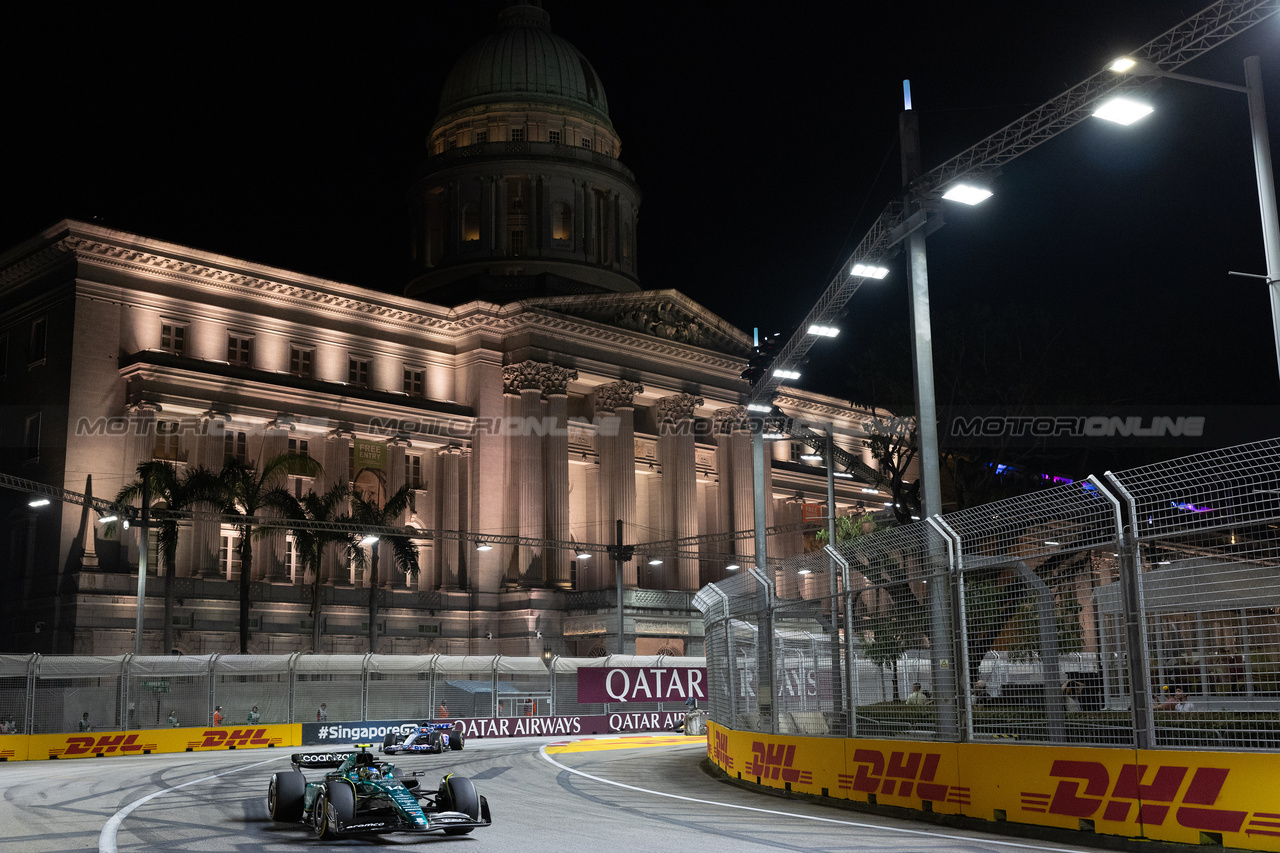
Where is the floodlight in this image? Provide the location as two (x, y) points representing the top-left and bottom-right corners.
(807, 324), (840, 337)
(797, 568), (812, 575)
(851, 263), (890, 279)
(475, 541), (493, 551)
(772, 369), (800, 380)
(800, 453), (822, 462)
(832, 472), (854, 479)
(576, 550), (591, 560)
(1108, 57), (1137, 73)
(28, 497), (51, 508)
(941, 184), (993, 205)
(1092, 97), (1153, 125)
(647, 557), (663, 566)
(98, 515), (119, 524)
(361, 534), (379, 545)
(725, 563), (740, 571)
(746, 403), (772, 413)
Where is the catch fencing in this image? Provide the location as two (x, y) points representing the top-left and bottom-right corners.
(695, 437), (1280, 751)
(0, 653), (703, 734)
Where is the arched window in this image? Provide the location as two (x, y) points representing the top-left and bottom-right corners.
(552, 201), (573, 241)
(461, 203), (480, 242)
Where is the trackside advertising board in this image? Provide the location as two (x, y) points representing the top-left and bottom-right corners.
(22, 724), (298, 760)
(706, 722), (1280, 852)
(303, 712), (689, 745)
(576, 666), (707, 703)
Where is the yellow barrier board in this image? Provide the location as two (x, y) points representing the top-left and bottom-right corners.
(27, 724), (300, 760)
(709, 724), (1280, 852)
(0, 735), (29, 761)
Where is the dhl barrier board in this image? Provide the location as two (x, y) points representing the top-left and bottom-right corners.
(707, 723), (1280, 852)
(26, 724), (300, 760)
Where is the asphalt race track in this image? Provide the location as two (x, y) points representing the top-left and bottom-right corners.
(0, 734), (1101, 853)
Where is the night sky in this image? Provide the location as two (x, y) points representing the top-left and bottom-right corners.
(5, 2), (1279, 470)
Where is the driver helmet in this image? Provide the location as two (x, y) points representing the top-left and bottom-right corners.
(360, 766), (381, 781)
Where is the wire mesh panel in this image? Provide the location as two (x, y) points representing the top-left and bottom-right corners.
(293, 655), (366, 723)
(366, 655), (435, 721)
(32, 656), (127, 733)
(772, 606), (844, 737)
(127, 655), (215, 730)
(495, 656), (552, 717)
(432, 656), (498, 719)
(837, 521), (955, 741)
(214, 655), (295, 725)
(0, 654), (34, 734)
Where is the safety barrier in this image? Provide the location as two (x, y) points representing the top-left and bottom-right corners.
(707, 722), (1280, 850)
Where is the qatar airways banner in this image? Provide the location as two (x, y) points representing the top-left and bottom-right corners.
(577, 666), (707, 704)
(301, 713), (687, 745)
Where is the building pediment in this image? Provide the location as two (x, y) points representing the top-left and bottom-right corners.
(518, 290), (752, 357)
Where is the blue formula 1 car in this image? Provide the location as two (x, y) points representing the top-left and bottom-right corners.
(381, 721), (465, 755)
(267, 744), (491, 839)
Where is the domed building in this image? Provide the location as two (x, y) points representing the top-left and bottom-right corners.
(0, 1), (886, 658)
(407, 2), (640, 304)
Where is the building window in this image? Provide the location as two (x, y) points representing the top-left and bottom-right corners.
(404, 368), (425, 398)
(285, 533), (301, 583)
(288, 437), (310, 458)
(160, 322), (186, 356)
(510, 230), (525, 257)
(23, 413), (40, 462)
(446, 138), (456, 150)
(406, 454), (423, 489)
(154, 420), (182, 461)
(510, 127), (525, 142)
(461, 204), (480, 242)
(348, 444), (355, 482)
(219, 529), (242, 581)
(553, 202), (573, 241)
(348, 357), (369, 388)
(581, 137), (592, 149)
(475, 130), (487, 145)
(289, 345), (314, 378)
(227, 333), (252, 367)
(548, 129), (561, 145)
(224, 430), (247, 465)
(28, 317), (47, 365)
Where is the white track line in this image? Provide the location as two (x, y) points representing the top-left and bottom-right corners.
(99, 755), (284, 853)
(539, 743), (1092, 853)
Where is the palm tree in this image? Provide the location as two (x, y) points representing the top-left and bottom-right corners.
(115, 461), (218, 654)
(273, 481), (359, 652)
(213, 453), (321, 653)
(348, 476), (419, 653)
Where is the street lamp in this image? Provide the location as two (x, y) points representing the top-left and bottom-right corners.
(1100, 55), (1280, 378)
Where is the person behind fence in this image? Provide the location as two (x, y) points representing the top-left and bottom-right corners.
(317, 703), (327, 722)
(1062, 680), (1083, 713)
(971, 680), (991, 707)
(437, 701), (448, 719)
(213, 705), (224, 726)
(907, 683), (929, 705)
(1157, 688), (1196, 712)
(247, 705), (260, 724)
(78, 712), (92, 732)
(168, 710), (179, 727)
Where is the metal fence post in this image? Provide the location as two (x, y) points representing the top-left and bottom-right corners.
(928, 516), (968, 741)
(287, 652), (299, 725)
(1100, 473), (1154, 750)
(824, 544), (856, 737)
(748, 567), (775, 733)
(24, 654), (37, 734)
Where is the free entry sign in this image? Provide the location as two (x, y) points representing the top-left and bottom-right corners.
(577, 665), (706, 703)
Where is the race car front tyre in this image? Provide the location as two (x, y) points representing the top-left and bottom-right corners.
(315, 782), (355, 839)
(450, 727), (465, 751)
(268, 771), (305, 821)
(427, 730), (443, 753)
(439, 774), (479, 834)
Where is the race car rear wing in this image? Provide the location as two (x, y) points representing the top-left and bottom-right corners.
(290, 751), (355, 769)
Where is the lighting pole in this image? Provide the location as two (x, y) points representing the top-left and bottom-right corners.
(1104, 55), (1280, 378)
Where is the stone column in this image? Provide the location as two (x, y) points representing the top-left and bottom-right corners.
(437, 445), (461, 591)
(713, 407), (745, 569)
(384, 436), (410, 589)
(730, 420), (756, 566)
(504, 361), (546, 586)
(541, 364), (579, 589)
(194, 410), (229, 578)
(324, 429), (354, 586)
(260, 418), (290, 582)
(583, 458), (600, 589)
(595, 380), (642, 586)
(657, 393), (704, 591)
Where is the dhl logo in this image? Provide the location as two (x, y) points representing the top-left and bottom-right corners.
(839, 749), (970, 806)
(49, 734), (159, 757)
(712, 730), (734, 770)
(187, 728), (279, 749)
(747, 741), (812, 785)
(1021, 760), (1274, 836)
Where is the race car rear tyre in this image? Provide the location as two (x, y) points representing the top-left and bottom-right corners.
(427, 730), (443, 753)
(382, 731), (396, 752)
(315, 782), (355, 839)
(268, 770), (305, 821)
(439, 774), (479, 834)
(450, 724), (465, 751)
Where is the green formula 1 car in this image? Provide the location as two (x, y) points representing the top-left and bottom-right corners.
(267, 743), (492, 839)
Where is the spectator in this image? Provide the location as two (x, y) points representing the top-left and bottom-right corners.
(168, 710), (180, 727)
(0, 718), (12, 734)
(686, 695), (698, 711)
(1158, 689), (1196, 712)
(317, 703), (328, 722)
(436, 701), (448, 719)
(906, 683), (929, 706)
(78, 712), (92, 732)
(247, 705), (260, 724)
(1062, 680), (1083, 713)
(213, 705), (224, 726)
(971, 680), (991, 707)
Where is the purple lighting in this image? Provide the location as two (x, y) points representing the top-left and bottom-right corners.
(1171, 501), (1215, 513)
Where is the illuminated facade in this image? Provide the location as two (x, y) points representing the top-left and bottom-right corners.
(0, 3), (886, 656)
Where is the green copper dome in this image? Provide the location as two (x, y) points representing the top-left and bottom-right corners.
(437, 3), (612, 126)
